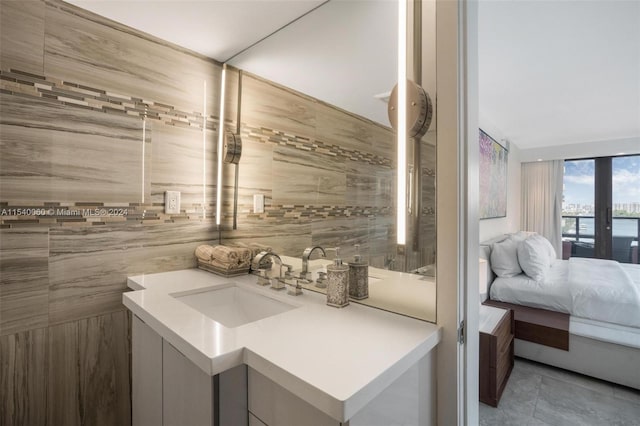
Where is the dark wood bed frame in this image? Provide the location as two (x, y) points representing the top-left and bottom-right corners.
(483, 300), (570, 351)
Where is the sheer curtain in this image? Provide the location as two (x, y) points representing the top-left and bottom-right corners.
(521, 160), (564, 257)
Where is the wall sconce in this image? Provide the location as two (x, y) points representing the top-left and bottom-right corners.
(202, 80), (207, 219)
(396, 0), (408, 245)
(216, 64), (227, 226)
(389, 0), (433, 247)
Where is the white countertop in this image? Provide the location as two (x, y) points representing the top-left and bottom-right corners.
(479, 304), (508, 334)
(124, 268), (440, 422)
(278, 255), (436, 322)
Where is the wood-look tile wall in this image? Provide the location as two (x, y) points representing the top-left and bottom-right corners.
(220, 73), (436, 269)
(1, 1), (436, 424)
(0, 1), (225, 424)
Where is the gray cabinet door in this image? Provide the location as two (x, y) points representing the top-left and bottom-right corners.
(162, 340), (214, 426)
(132, 316), (163, 426)
(248, 367), (339, 426)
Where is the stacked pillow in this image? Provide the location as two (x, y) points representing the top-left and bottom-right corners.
(490, 233), (556, 282)
(490, 236), (522, 278)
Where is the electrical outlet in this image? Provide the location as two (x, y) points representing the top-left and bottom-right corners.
(253, 194), (264, 213)
(165, 191), (181, 214)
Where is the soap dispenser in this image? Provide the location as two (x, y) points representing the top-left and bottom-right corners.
(348, 244), (369, 300)
(326, 247), (349, 308)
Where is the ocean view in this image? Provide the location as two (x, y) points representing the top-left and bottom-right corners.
(562, 216), (639, 237)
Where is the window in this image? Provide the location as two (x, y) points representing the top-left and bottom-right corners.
(562, 155), (639, 263)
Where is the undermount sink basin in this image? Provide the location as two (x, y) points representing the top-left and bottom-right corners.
(173, 284), (297, 328)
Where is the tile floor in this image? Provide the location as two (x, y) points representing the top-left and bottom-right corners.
(479, 357), (640, 426)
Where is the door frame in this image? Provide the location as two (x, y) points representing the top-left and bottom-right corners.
(434, 0), (479, 424)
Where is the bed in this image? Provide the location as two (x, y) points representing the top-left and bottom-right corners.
(480, 233), (640, 390)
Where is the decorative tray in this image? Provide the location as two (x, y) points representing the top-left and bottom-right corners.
(197, 260), (250, 277)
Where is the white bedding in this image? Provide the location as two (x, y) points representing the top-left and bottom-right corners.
(490, 260), (572, 313)
(491, 258), (640, 328)
(568, 258), (640, 328)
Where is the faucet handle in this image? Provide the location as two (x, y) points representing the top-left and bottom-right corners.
(282, 264), (293, 276)
(325, 247), (339, 257)
(256, 269), (271, 286)
(286, 279), (303, 296)
(298, 271), (313, 282)
(315, 271), (328, 289)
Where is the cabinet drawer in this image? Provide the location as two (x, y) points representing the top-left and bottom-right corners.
(479, 307), (514, 407)
(489, 311), (513, 368)
(495, 335), (513, 389)
(494, 311), (512, 346)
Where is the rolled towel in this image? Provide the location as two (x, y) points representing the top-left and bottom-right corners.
(206, 258), (239, 271)
(236, 248), (252, 268)
(195, 245), (216, 262)
(210, 245), (241, 264)
(229, 242), (272, 259)
(248, 243), (273, 259)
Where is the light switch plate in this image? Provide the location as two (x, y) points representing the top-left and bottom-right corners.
(253, 194), (264, 213)
(165, 191), (181, 214)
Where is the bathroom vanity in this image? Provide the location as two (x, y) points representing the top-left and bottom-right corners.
(124, 269), (440, 426)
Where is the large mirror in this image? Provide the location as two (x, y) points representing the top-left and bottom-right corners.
(220, 0), (438, 321)
(67, 0), (438, 322)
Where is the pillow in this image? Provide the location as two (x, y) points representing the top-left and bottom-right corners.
(490, 237), (522, 278)
(540, 236), (557, 261)
(517, 235), (552, 281)
(511, 231), (533, 242)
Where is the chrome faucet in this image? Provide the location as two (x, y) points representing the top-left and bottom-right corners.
(300, 246), (326, 281)
(251, 251), (302, 294)
(252, 251), (282, 271)
(252, 251), (282, 286)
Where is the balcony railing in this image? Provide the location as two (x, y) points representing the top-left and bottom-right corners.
(561, 215), (639, 263)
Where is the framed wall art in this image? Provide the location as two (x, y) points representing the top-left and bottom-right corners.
(479, 129), (508, 219)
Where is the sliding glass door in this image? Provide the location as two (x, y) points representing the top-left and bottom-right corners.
(612, 156), (640, 263)
(562, 155), (639, 264)
(562, 159), (596, 258)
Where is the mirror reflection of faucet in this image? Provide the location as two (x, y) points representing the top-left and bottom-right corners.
(315, 271), (328, 288)
(384, 253), (396, 270)
(299, 246), (326, 282)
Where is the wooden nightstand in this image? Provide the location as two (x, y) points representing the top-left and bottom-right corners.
(479, 304), (514, 407)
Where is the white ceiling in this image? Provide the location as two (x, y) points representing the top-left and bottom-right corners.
(66, 0), (640, 151)
(228, 0), (397, 126)
(479, 0), (640, 150)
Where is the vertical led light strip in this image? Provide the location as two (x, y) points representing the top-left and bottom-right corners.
(141, 116), (146, 204)
(216, 65), (227, 226)
(397, 0), (408, 245)
(202, 80), (207, 220)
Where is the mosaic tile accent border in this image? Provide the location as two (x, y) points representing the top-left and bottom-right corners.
(237, 204), (393, 220)
(0, 203), (409, 228)
(0, 69), (218, 130)
(242, 124), (393, 167)
(1, 68), (402, 229)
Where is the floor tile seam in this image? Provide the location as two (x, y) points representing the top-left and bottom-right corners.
(536, 370), (615, 398)
(530, 372), (544, 425)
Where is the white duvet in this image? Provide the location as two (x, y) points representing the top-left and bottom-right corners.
(568, 258), (640, 328)
(491, 258), (640, 328)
